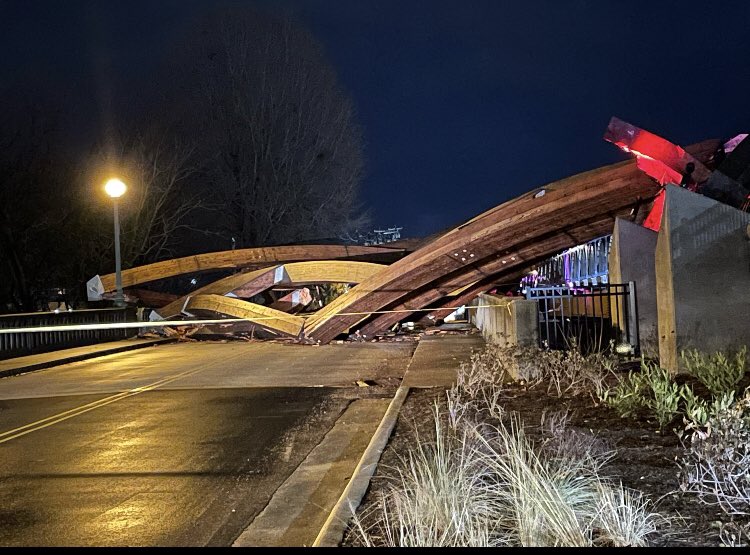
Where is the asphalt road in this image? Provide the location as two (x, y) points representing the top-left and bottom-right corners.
(0, 341), (415, 546)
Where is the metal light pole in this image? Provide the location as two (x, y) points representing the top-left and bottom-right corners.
(104, 178), (127, 308)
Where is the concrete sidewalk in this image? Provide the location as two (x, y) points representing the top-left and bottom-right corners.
(234, 332), (487, 547)
(401, 333), (485, 388)
(0, 337), (173, 379)
(233, 398), (391, 547)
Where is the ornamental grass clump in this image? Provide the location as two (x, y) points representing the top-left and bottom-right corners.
(349, 345), (666, 547)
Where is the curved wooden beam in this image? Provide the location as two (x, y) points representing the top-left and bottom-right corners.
(87, 244), (406, 299)
(304, 162), (652, 342)
(282, 261), (384, 285)
(184, 294), (305, 337)
(156, 266), (283, 319)
(305, 140), (717, 343)
(357, 213), (615, 337)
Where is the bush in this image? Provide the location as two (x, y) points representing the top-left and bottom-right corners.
(681, 346), (747, 397)
(602, 370), (648, 418)
(679, 388), (750, 515)
(641, 362), (683, 429)
(604, 361), (692, 429)
(352, 409), (664, 547)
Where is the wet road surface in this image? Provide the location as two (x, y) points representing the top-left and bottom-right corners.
(0, 341), (414, 546)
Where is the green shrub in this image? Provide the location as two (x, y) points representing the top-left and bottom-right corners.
(602, 370), (648, 418)
(681, 346), (747, 397)
(603, 361), (686, 429)
(640, 362), (683, 429)
(679, 389), (736, 440)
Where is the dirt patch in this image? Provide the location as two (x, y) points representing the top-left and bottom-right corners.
(344, 383), (737, 547)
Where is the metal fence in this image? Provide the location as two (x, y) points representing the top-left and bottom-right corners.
(526, 282), (639, 355)
(0, 308), (135, 360)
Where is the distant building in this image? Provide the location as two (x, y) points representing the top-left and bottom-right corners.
(354, 226), (403, 246)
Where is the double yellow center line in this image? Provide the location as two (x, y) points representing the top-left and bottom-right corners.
(0, 366), (206, 445)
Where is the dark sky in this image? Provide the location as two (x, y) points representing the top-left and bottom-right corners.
(2, 0), (749, 238)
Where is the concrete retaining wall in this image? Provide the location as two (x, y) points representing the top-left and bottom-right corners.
(655, 186), (750, 373)
(608, 218), (659, 357)
(468, 294), (538, 347)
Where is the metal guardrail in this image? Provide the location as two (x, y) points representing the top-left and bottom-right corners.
(0, 308), (136, 360)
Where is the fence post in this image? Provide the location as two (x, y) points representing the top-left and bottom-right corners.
(627, 281), (640, 353)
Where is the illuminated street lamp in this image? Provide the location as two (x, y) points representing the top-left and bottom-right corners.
(104, 178), (127, 308)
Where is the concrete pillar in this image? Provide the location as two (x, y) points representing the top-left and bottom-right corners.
(655, 186), (750, 373)
(469, 294), (538, 348)
(608, 218), (659, 357)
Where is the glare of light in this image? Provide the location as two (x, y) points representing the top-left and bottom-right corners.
(615, 343), (632, 355)
(104, 178), (127, 198)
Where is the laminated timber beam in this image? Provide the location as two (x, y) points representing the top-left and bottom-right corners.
(124, 288), (179, 308)
(282, 261), (385, 285)
(156, 266), (284, 319)
(304, 140), (717, 344)
(417, 276), (509, 325)
(604, 117), (713, 185)
(155, 261), (385, 319)
(357, 212), (619, 337)
(184, 294), (304, 338)
(269, 288), (313, 313)
(304, 163), (656, 342)
(87, 244), (406, 299)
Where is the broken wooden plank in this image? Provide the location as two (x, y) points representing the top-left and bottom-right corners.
(124, 288), (179, 308)
(269, 288), (313, 313)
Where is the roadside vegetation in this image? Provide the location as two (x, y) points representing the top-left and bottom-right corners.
(348, 343), (750, 547)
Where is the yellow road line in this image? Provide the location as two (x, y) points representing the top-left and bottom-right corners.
(0, 365), (206, 445)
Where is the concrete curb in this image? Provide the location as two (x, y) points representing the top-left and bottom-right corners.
(0, 338), (175, 379)
(312, 385), (410, 547)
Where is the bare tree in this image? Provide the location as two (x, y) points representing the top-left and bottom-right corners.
(0, 97), (70, 311)
(170, 7), (369, 247)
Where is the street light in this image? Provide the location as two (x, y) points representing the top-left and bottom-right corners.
(104, 178), (127, 308)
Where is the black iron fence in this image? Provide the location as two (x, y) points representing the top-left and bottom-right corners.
(526, 282), (639, 355)
(0, 308), (135, 360)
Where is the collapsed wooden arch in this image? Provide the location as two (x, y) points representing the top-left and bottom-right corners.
(86, 244), (406, 300)
(154, 260), (385, 321)
(299, 139), (718, 343)
(87, 130), (722, 343)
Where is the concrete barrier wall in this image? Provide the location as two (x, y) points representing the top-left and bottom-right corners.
(468, 294), (538, 347)
(609, 218), (659, 357)
(656, 186), (750, 373)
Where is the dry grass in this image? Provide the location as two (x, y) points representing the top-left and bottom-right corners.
(349, 345), (666, 547)
(679, 388), (750, 516)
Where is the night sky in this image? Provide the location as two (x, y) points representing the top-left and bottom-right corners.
(2, 0), (750, 238)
